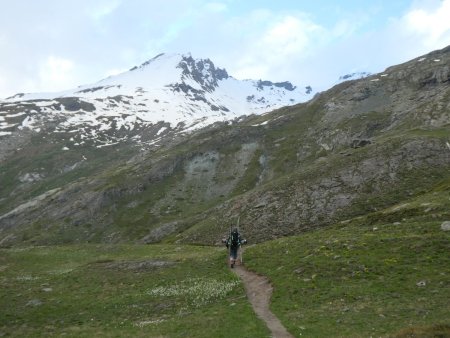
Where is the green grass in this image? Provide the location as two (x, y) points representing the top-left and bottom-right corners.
(0, 244), (269, 337)
(244, 189), (450, 337)
(2, 184), (450, 337)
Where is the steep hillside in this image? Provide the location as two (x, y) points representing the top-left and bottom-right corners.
(244, 182), (450, 337)
(1, 46), (450, 247)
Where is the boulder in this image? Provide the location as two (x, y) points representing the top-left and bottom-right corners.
(441, 221), (450, 231)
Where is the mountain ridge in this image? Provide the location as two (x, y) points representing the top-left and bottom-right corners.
(0, 53), (314, 152)
(0, 45), (450, 247)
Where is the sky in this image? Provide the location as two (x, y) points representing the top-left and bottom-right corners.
(1, 0), (450, 99)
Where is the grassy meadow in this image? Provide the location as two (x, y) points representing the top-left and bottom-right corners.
(1, 182), (450, 337)
(0, 244), (269, 337)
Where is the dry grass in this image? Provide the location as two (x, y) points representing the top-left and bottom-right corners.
(390, 324), (450, 338)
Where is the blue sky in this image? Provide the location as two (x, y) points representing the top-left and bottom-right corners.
(1, 0), (450, 98)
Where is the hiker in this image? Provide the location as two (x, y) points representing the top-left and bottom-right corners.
(222, 228), (247, 268)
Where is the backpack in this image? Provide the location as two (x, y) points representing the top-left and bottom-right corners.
(231, 231), (239, 246)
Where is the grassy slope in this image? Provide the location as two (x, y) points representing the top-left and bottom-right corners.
(1, 183), (449, 337)
(0, 244), (269, 337)
(244, 180), (450, 337)
(0, 133), (140, 215)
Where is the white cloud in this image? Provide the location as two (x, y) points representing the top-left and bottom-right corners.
(263, 16), (316, 54)
(0, 79), (6, 98)
(236, 1), (450, 88)
(2, 0), (450, 99)
(230, 13), (327, 81)
(331, 19), (360, 38)
(360, 0), (450, 74)
(403, 0), (450, 48)
(38, 56), (76, 92)
(88, 0), (121, 21)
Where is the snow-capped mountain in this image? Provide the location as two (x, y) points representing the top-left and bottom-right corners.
(1, 53), (314, 148)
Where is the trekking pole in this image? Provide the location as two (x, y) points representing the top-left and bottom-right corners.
(237, 216), (243, 265)
(240, 245), (243, 265)
(229, 223), (232, 267)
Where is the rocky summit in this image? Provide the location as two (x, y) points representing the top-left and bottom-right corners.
(0, 46), (449, 247)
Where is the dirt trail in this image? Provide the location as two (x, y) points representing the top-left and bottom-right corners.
(233, 264), (294, 338)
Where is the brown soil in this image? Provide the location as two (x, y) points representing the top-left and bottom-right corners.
(233, 262), (294, 338)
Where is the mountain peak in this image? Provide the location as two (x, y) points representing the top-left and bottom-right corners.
(176, 54), (229, 92)
(1, 52), (313, 147)
(124, 53), (230, 93)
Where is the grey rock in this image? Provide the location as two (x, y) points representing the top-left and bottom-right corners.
(26, 299), (43, 307)
(351, 139), (371, 148)
(441, 221), (450, 231)
(416, 280), (427, 287)
(141, 221), (180, 244)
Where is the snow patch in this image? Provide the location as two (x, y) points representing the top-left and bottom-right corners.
(19, 116), (40, 131)
(252, 120), (269, 127)
(156, 126), (168, 135)
(0, 122), (14, 129)
(5, 112), (26, 118)
(34, 100), (58, 107)
(96, 142), (119, 148)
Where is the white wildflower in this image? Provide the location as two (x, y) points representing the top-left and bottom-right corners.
(147, 277), (240, 307)
(16, 275), (39, 281)
(134, 319), (165, 327)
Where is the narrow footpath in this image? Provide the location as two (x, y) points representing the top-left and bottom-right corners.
(233, 265), (294, 338)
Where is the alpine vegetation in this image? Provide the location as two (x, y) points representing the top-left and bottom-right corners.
(147, 277), (240, 307)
